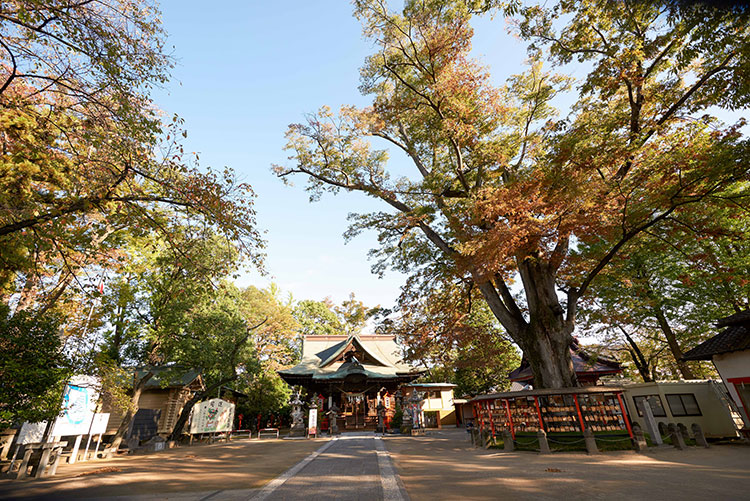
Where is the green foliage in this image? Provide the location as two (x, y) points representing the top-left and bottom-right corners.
(293, 293), (378, 337)
(392, 403), (404, 429)
(389, 280), (520, 395)
(276, 0), (749, 388)
(238, 285), (299, 371)
(235, 371), (292, 426)
(293, 299), (343, 337)
(0, 306), (71, 428)
(581, 207), (750, 380)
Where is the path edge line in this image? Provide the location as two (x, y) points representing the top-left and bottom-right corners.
(376, 437), (410, 501)
(248, 437), (337, 501)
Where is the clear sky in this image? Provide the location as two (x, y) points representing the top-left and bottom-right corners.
(151, 1), (528, 311)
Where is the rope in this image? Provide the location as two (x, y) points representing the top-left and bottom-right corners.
(595, 436), (632, 443)
(513, 438), (539, 446)
(547, 437), (586, 445)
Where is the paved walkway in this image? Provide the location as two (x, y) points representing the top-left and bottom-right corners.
(0, 433), (408, 501)
(252, 433), (408, 501)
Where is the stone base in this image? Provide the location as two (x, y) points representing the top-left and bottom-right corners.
(288, 428), (306, 438)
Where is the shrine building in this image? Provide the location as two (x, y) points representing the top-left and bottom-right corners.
(278, 334), (424, 430)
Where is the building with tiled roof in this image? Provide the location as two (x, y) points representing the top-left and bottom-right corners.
(683, 310), (750, 435)
(508, 339), (622, 386)
(278, 334), (424, 430)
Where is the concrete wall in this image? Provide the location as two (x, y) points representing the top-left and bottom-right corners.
(713, 351), (750, 428)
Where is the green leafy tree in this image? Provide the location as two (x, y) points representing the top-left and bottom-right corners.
(293, 299), (344, 336)
(386, 279), (519, 395)
(276, 0), (749, 388)
(166, 284), (264, 441)
(582, 208), (750, 380)
(0, 306), (71, 427)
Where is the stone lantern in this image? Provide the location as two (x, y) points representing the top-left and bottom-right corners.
(408, 390), (425, 430)
(288, 391), (305, 437)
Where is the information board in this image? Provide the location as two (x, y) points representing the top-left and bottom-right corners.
(50, 376), (100, 437)
(189, 398), (235, 434)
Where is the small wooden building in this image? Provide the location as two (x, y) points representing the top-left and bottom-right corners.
(509, 339), (622, 386)
(102, 366), (204, 439)
(683, 311), (750, 437)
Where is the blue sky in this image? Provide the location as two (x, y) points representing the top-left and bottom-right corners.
(151, 2), (528, 310)
(152, 2), (744, 315)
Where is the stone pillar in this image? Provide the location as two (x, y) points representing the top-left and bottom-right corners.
(537, 430), (551, 454)
(328, 402), (340, 436)
(584, 428), (599, 454)
(502, 430), (514, 452)
(692, 423), (709, 448)
(632, 424), (648, 453)
(639, 399), (663, 445)
(667, 423), (687, 450)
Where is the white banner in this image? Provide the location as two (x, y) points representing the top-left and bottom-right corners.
(308, 408), (318, 435)
(189, 398), (235, 434)
(89, 413), (110, 435)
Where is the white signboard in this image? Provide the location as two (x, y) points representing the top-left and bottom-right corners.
(50, 376), (100, 437)
(189, 398), (235, 434)
(308, 408), (318, 435)
(89, 413), (110, 435)
(17, 421), (47, 445)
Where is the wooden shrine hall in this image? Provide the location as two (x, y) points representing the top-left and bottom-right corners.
(278, 334), (424, 430)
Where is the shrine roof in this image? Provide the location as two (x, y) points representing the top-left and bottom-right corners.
(278, 334), (421, 380)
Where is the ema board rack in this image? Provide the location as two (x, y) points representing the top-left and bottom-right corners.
(471, 387), (633, 439)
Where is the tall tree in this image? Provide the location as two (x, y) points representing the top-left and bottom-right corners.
(275, 0), (749, 388)
(581, 207), (750, 380)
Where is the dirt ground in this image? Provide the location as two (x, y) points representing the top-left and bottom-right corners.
(3, 430), (749, 500)
(0, 437), (326, 500)
(385, 429), (750, 501)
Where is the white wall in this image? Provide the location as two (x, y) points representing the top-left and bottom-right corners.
(714, 351), (750, 428)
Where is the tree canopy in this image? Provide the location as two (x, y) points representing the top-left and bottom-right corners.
(276, 0), (749, 388)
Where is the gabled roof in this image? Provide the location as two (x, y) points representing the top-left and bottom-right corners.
(133, 365), (203, 390)
(683, 326), (750, 361)
(278, 334), (421, 382)
(319, 335), (391, 368)
(683, 310), (750, 361)
(509, 341), (621, 383)
(716, 310), (750, 328)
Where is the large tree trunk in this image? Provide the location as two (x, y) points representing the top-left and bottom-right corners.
(652, 305), (696, 379)
(477, 258), (578, 389)
(520, 324), (578, 388)
(111, 371), (153, 450)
